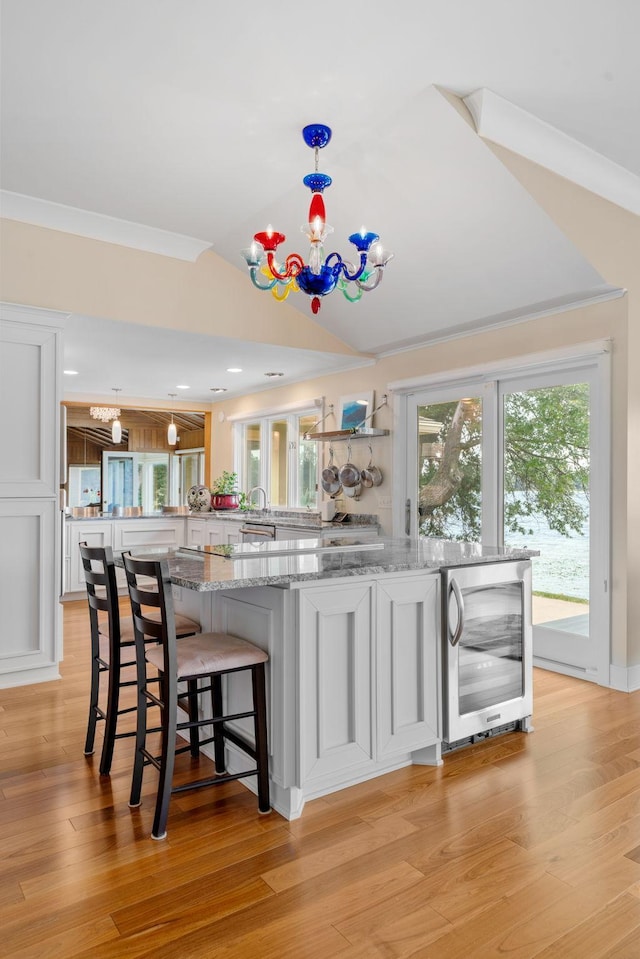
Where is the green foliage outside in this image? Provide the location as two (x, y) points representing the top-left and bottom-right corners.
(418, 384), (589, 542)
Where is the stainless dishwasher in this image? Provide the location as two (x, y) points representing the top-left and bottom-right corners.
(441, 560), (533, 749)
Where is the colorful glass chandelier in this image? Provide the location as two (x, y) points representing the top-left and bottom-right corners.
(241, 124), (393, 315)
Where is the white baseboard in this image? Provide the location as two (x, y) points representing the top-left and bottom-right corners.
(609, 664), (640, 693)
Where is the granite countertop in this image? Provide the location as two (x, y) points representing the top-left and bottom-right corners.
(67, 509), (379, 531)
(115, 537), (538, 592)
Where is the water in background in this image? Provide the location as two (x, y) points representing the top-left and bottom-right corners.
(504, 492), (589, 601)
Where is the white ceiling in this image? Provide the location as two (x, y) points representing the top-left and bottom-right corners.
(1, 1), (637, 402)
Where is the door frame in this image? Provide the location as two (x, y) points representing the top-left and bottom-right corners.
(390, 340), (611, 686)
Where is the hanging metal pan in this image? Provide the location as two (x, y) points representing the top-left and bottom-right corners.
(360, 445), (383, 487)
(322, 475), (342, 495)
(322, 446), (340, 484)
(339, 443), (360, 488)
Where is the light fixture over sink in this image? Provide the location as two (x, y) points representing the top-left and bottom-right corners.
(241, 123), (393, 315)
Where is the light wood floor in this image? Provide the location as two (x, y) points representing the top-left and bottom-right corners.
(2, 602), (640, 958)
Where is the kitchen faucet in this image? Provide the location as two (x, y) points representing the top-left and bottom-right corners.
(248, 486), (269, 511)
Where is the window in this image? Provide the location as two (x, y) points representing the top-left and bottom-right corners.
(103, 451), (170, 513)
(235, 407), (319, 508)
(173, 449), (205, 505)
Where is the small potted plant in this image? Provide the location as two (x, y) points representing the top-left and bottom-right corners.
(210, 471), (241, 510)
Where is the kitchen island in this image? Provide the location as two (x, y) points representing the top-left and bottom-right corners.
(120, 537), (536, 819)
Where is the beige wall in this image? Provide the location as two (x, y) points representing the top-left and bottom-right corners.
(0, 219), (360, 356)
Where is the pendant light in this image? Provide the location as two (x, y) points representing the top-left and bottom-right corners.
(111, 389), (122, 444)
(167, 394), (177, 446)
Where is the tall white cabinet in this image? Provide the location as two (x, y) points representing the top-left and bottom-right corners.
(0, 303), (65, 688)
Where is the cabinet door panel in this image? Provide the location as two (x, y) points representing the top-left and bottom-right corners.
(186, 519), (205, 546)
(298, 582), (373, 784)
(0, 321), (60, 497)
(376, 575), (440, 758)
(67, 521), (113, 593)
(0, 500), (60, 683)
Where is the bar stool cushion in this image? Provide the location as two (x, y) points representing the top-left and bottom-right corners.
(145, 631), (268, 678)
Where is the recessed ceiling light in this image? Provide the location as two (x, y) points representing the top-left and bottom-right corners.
(226, 367), (242, 373)
(210, 387), (228, 393)
(64, 369), (79, 375)
(264, 372), (284, 378)
(176, 384), (190, 389)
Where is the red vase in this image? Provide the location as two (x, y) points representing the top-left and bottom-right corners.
(211, 493), (240, 511)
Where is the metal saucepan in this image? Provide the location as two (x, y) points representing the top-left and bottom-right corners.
(343, 480), (361, 499)
(321, 446), (342, 495)
(360, 445), (383, 487)
(322, 446), (340, 484)
(322, 476), (342, 495)
(339, 443), (360, 488)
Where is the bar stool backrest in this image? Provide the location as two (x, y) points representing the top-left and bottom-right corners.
(122, 554), (178, 677)
(79, 543), (121, 655)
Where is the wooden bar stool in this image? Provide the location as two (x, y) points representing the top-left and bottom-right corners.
(123, 553), (270, 840)
(79, 543), (201, 775)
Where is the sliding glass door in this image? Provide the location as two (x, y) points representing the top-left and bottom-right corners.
(405, 354), (609, 682)
(499, 371), (603, 676)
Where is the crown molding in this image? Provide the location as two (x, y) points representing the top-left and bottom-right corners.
(0, 191), (212, 261)
(463, 88), (640, 216)
(375, 285), (625, 359)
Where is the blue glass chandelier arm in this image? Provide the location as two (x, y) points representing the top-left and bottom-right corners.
(339, 253), (368, 282)
(249, 267), (279, 292)
(324, 251), (367, 283)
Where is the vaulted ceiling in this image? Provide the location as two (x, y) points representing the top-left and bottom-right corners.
(1, 1), (637, 402)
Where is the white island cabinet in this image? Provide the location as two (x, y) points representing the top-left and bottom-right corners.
(123, 537), (535, 819)
(176, 568), (441, 819)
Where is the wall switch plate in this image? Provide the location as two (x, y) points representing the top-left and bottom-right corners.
(377, 495), (392, 508)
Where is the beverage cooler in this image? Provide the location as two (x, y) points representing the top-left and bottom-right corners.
(441, 560), (533, 748)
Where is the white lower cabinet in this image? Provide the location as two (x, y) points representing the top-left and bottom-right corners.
(186, 517), (242, 547)
(66, 520), (114, 593)
(0, 499), (61, 687)
(66, 517), (185, 594)
(172, 569), (441, 820)
(298, 580), (374, 787)
(376, 574), (440, 758)
(295, 571), (441, 801)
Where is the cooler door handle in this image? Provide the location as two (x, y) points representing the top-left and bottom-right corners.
(448, 578), (465, 647)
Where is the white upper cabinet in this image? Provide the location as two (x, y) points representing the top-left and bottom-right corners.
(0, 309), (63, 498)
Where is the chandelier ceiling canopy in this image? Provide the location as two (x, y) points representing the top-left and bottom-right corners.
(242, 124), (393, 315)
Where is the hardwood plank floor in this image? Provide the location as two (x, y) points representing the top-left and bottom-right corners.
(1, 599), (640, 958)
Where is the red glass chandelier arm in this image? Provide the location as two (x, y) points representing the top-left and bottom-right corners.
(266, 251), (304, 280)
